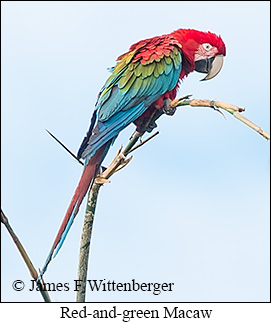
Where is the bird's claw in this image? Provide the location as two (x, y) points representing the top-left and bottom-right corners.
(162, 98), (177, 116)
(145, 121), (158, 132)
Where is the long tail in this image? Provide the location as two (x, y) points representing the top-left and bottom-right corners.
(40, 143), (109, 276)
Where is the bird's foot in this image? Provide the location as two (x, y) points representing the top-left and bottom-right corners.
(137, 115), (160, 133)
(162, 98), (177, 116)
(145, 120), (158, 132)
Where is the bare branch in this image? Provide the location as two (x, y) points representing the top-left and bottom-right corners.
(46, 129), (84, 165)
(1, 209), (51, 302)
(172, 98), (270, 140)
(76, 182), (101, 302)
(128, 131), (159, 154)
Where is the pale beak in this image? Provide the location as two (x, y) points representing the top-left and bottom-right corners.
(195, 55), (224, 81)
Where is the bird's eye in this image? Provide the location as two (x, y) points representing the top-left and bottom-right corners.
(202, 43), (212, 51)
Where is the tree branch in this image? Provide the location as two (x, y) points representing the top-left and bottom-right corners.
(76, 182), (101, 302)
(1, 209), (51, 302)
(172, 98), (270, 140)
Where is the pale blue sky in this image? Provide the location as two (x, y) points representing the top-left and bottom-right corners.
(1, 1), (270, 302)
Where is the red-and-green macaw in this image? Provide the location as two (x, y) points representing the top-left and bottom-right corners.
(41, 28), (226, 275)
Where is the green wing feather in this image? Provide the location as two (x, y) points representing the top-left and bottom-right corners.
(96, 40), (182, 122)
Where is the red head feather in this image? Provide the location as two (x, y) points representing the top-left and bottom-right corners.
(171, 29), (226, 78)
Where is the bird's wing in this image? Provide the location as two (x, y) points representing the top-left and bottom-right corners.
(79, 37), (183, 159)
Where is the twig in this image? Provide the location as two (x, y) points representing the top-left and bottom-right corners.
(128, 131), (159, 154)
(1, 209), (51, 302)
(172, 98), (270, 140)
(97, 130), (160, 182)
(46, 129), (84, 165)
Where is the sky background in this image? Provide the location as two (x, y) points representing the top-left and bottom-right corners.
(1, 1), (270, 303)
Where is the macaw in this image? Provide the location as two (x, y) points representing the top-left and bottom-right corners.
(41, 28), (226, 275)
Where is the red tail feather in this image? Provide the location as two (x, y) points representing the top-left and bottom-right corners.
(41, 143), (109, 275)
(51, 161), (95, 250)
(52, 144), (107, 251)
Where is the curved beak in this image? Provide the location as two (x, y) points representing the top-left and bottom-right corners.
(195, 55), (224, 81)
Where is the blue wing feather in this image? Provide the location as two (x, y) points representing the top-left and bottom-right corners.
(80, 44), (182, 160)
